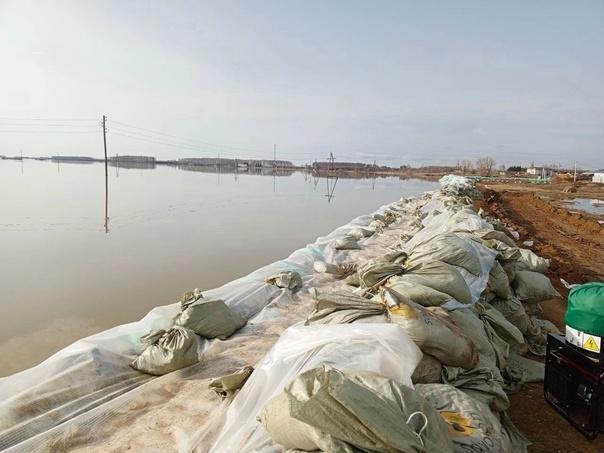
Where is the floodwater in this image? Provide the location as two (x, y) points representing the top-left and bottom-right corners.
(0, 159), (437, 376)
(559, 198), (604, 216)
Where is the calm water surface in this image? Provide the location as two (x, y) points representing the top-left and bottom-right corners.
(0, 159), (437, 375)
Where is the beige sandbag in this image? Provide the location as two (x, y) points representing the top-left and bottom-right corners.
(357, 261), (404, 288)
(334, 235), (360, 250)
(349, 226), (374, 239)
(209, 366), (254, 399)
(388, 299), (478, 369)
(397, 261), (473, 304)
(512, 270), (560, 303)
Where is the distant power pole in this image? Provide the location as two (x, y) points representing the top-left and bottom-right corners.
(573, 161), (577, 184)
(102, 115), (108, 233)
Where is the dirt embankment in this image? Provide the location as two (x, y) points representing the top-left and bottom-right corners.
(476, 183), (604, 453)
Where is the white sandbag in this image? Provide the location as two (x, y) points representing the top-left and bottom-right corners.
(209, 323), (422, 452)
(388, 300), (478, 369)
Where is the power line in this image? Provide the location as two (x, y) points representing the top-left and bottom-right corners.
(0, 129), (99, 134)
(0, 117), (98, 122)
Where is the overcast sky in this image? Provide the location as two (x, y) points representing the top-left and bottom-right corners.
(0, 0), (602, 168)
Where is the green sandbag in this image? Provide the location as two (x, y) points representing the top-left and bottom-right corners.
(484, 239), (521, 260)
(399, 261), (473, 304)
(408, 233), (482, 276)
(442, 358), (509, 412)
(477, 229), (516, 247)
(305, 289), (386, 325)
(416, 384), (529, 453)
(358, 261), (405, 288)
(260, 366), (454, 453)
(412, 354), (443, 384)
(265, 271), (303, 291)
(386, 276), (452, 306)
(512, 270), (560, 303)
(515, 249), (550, 273)
(131, 326), (198, 376)
(389, 300), (478, 369)
(209, 365), (254, 399)
(489, 296), (530, 335)
(174, 299), (247, 340)
(487, 262), (512, 299)
(565, 282), (604, 337)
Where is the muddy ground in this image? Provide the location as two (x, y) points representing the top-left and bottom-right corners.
(476, 181), (604, 453)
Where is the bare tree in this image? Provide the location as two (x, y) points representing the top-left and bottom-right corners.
(460, 159), (474, 175)
(476, 156), (496, 176)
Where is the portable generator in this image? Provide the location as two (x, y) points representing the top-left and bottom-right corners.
(544, 282), (604, 439)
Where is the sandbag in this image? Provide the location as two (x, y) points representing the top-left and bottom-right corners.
(408, 233), (482, 276)
(389, 300), (478, 368)
(515, 249), (550, 273)
(131, 327), (198, 376)
(260, 366), (454, 453)
(334, 235), (360, 250)
(358, 261), (405, 288)
(475, 303), (525, 369)
(412, 354), (443, 384)
(477, 229), (517, 247)
(305, 289), (386, 325)
(349, 226), (374, 239)
(265, 271), (303, 291)
(209, 366), (254, 399)
(489, 296), (530, 335)
(416, 384), (529, 453)
(386, 276), (452, 307)
(512, 270), (560, 303)
(487, 262), (512, 299)
(442, 359), (509, 412)
(396, 261), (473, 304)
(174, 299), (247, 339)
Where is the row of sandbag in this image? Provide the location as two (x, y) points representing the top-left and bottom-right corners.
(291, 191), (543, 451)
(130, 271), (304, 375)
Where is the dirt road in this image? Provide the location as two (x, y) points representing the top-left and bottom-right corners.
(476, 183), (604, 452)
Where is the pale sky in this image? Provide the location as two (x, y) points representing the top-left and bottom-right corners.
(0, 0), (602, 168)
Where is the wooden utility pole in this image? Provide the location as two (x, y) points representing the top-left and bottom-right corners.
(103, 115), (108, 233)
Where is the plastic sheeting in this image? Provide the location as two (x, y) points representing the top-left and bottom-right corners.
(0, 190), (429, 452)
(208, 324), (422, 452)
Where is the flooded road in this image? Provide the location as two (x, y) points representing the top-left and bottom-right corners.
(0, 159), (437, 375)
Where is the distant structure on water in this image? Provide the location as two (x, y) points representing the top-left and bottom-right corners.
(50, 156), (96, 163)
(178, 158), (294, 169)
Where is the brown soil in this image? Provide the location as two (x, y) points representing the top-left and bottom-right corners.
(476, 182), (604, 452)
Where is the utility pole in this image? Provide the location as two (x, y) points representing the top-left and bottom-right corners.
(102, 115), (108, 233)
(573, 161), (577, 184)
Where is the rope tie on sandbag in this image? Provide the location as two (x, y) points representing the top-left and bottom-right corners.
(405, 411), (429, 447)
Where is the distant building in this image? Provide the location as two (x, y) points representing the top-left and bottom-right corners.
(593, 171), (604, 183)
(312, 161), (377, 171)
(109, 155), (155, 164)
(50, 156), (95, 162)
(526, 166), (554, 177)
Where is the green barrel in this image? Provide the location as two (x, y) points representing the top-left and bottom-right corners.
(565, 282), (604, 337)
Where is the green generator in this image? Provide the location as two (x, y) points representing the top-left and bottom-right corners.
(545, 282), (604, 438)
